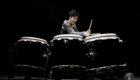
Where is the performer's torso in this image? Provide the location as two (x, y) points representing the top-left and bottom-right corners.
(60, 20), (77, 34)
(61, 29), (69, 34)
(61, 27), (77, 34)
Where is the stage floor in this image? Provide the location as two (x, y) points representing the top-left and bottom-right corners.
(0, 74), (140, 80)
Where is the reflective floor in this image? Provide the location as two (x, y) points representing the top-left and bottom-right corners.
(0, 74), (140, 80)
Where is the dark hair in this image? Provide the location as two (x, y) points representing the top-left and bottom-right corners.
(69, 10), (79, 17)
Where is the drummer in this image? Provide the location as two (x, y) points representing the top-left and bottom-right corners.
(60, 10), (91, 37)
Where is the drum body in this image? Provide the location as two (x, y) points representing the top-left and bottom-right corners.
(49, 34), (86, 70)
(84, 33), (126, 69)
(10, 37), (49, 70)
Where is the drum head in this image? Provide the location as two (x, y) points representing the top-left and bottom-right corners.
(86, 33), (117, 39)
(85, 33), (119, 43)
(53, 34), (83, 39)
(18, 36), (49, 46)
(51, 34), (84, 42)
(21, 36), (47, 42)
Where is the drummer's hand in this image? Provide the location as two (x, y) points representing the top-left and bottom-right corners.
(85, 32), (90, 37)
(87, 29), (91, 34)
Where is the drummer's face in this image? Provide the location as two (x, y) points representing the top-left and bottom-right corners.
(69, 16), (78, 24)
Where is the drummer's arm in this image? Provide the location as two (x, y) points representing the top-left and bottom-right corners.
(73, 25), (90, 37)
(73, 25), (79, 32)
(63, 24), (86, 36)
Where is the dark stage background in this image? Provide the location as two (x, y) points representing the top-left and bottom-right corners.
(0, 0), (140, 76)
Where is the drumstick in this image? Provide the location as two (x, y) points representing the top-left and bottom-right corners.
(88, 19), (93, 30)
(85, 19), (93, 38)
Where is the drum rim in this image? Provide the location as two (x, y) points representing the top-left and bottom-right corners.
(53, 34), (83, 39)
(85, 33), (117, 39)
(21, 36), (47, 42)
(18, 39), (49, 46)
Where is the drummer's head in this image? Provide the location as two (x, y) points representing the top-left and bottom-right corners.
(69, 10), (79, 24)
